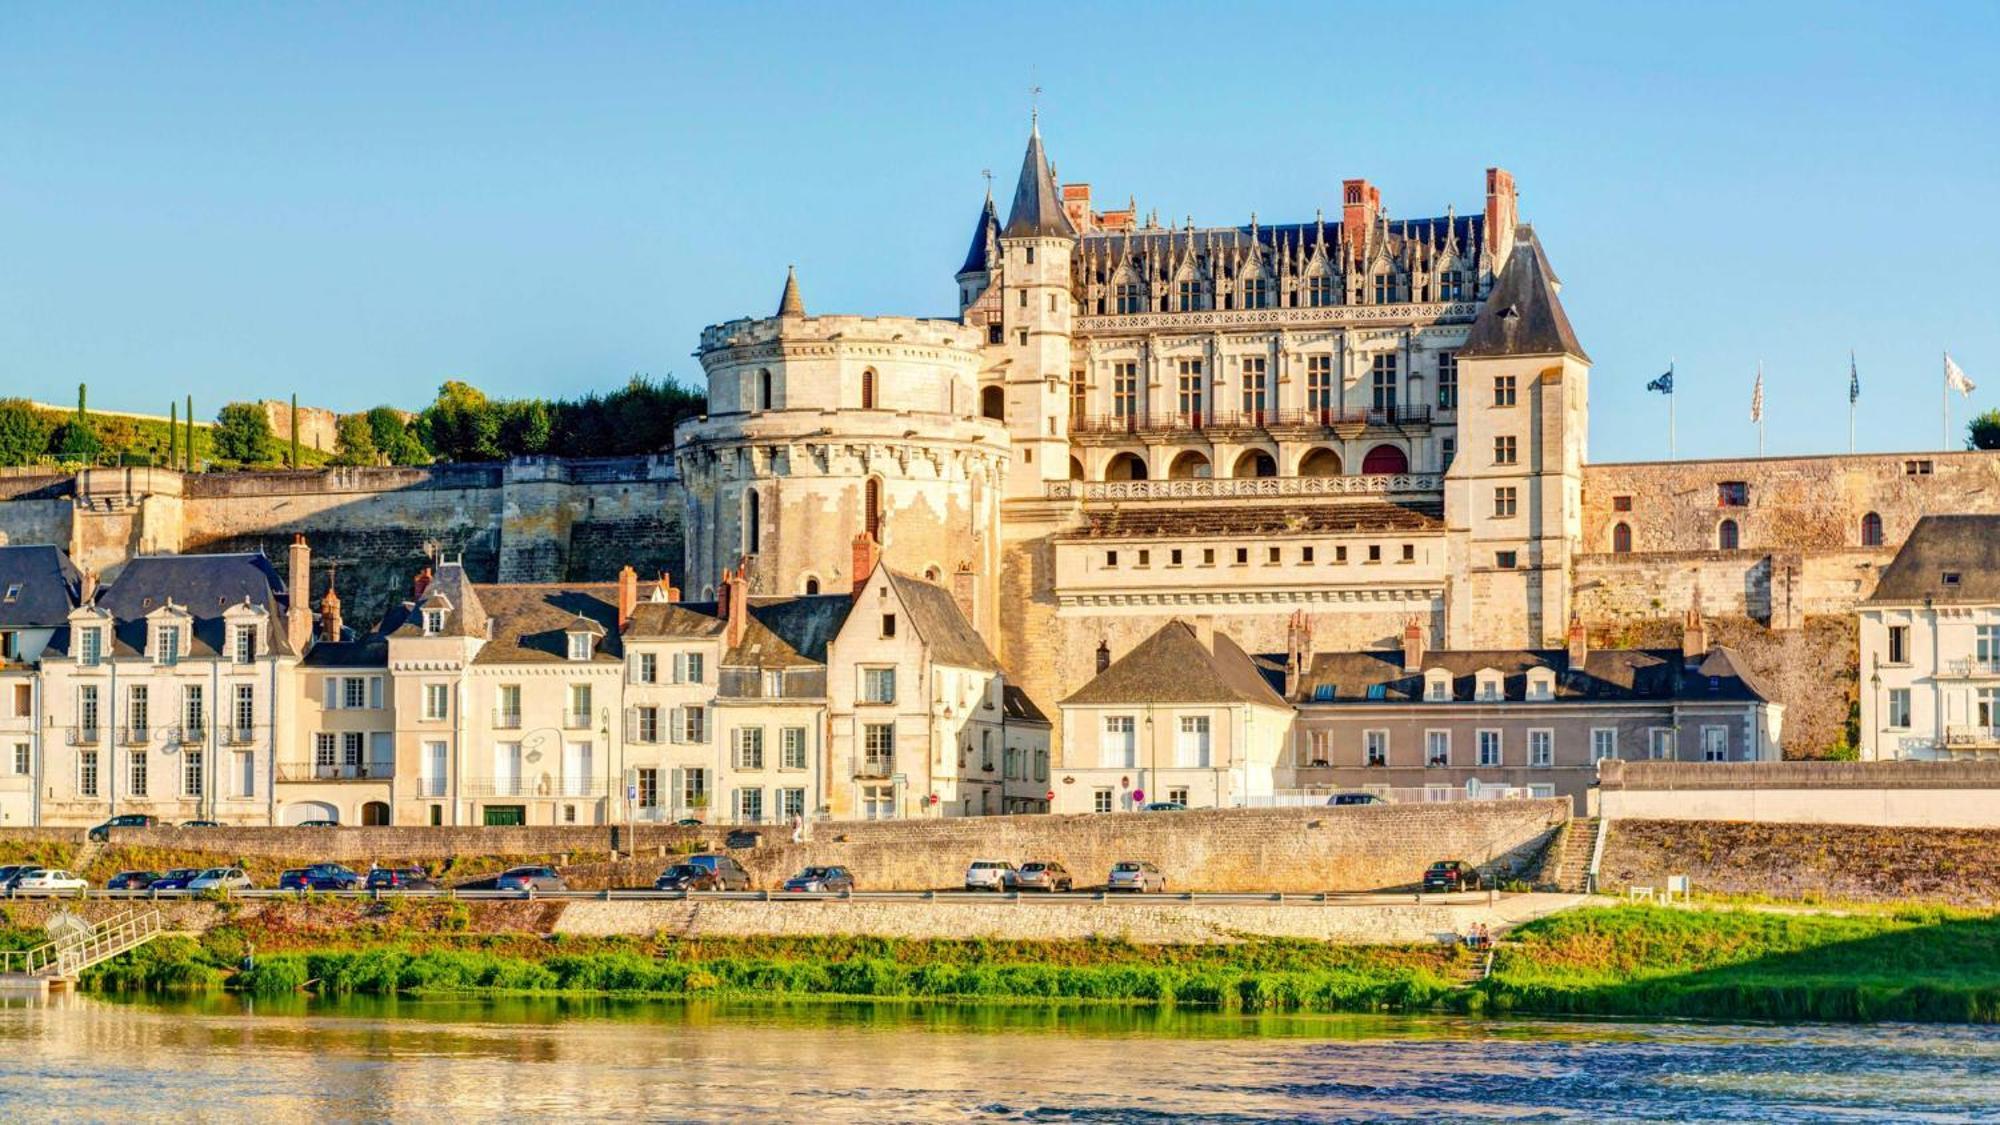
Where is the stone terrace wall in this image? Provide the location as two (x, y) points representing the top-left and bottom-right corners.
(1596, 759), (2000, 827)
(89, 802), (1571, 894)
(1581, 449), (2000, 558)
(1599, 818), (2000, 905)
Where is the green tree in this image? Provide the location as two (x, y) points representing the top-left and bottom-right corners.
(365, 406), (426, 465)
(1969, 408), (2000, 451)
(213, 402), (277, 464)
(419, 380), (503, 461)
(332, 413), (379, 466)
(0, 399), (52, 466)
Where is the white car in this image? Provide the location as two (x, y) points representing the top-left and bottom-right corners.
(186, 867), (253, 892)
(963, 859), (1017, 892)
(14, 869), (87, 894)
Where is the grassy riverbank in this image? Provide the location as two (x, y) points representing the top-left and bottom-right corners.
(32, 902), (2000, 1022)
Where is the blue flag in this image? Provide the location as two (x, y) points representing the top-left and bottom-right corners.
(1646, 368), (1674, 394)
(1849, 353), (1860, 404)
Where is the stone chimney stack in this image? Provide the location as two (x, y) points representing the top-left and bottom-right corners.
(949, 562), (976, 625)
(1095, 638), (1111, 675)
(1681, 594), (1709, 667)
(850, 532), (880, 596)
(1284, 609), (1313, 699)
(286, 534), (313, 653)
(1190, 616), (1216, 652)
(319, 582), (344, 643)
(80, 570), (97, 605)
(1400, 616), (1426, 674)
(616, 565), (638, 631)
(1484, 167), (1518, 265)
(653, 571), (681, 604)
(724, 564), (749, 649)
(1565, 614), (1588, 669)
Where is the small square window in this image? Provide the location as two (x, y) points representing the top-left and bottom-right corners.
(1335, 545), (1348, 563)
(1266, 547), (1280, 564)
(1943, 571), (1963, 588)
(1612, 495), (1633, 512)
(1401, 544), (1415, 562)
(1137, 549), (1151, 567)
(1235, 548), (1248, 565)
(1496, 550), (1519, 569)
(1201, 548), (1215, 566)
(1105, 550), (1118, 567)
(881, 613), (896, 638)
(1717, 482), (1749, 507)
(1300, 546), (1315, 564)
(1367, 544), (1382, 563)
(1169, 549), (1182, 566)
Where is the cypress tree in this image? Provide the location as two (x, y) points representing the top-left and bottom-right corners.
(169, 401), (178, 466)
(290, 393), (300, 468)
(185, 394), (194, 470)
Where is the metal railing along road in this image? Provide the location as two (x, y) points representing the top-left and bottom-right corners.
(22, 887), (1507, 909)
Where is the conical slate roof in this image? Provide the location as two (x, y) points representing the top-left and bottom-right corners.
(776, 266), (805, 318)
(958, 191), (1000, 275)
(1459, 228), (1588, 362)
(1002, 124), (1077, 240)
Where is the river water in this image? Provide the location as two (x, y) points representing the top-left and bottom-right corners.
(0, 993), (1995, 1122)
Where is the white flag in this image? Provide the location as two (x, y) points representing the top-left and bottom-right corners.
(1946, 353), (1977, 396)
(1750, 365), (1764, 423)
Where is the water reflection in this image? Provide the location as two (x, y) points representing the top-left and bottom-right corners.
(0, 992), (1993, 1122)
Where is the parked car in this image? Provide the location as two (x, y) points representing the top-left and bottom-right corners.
(88, 813), (158, 841)
(494, 866), (564, 892)
(365, 867), (438, 891)
(106, 870), (163, 891)
(782, 866), (854, 893)
(148, 868), (204, 891)
(1010, 861), (1074, 893)
(1107, 860), (1167, 894)
(1140, 802), (1188, 812)
(0, 866), (25, 887)
(180, 819), (222, 828)
(187, 867), (253, 892)
(296, 863), (362, 890)
(964, 860), (1017, 892)
(14, 869), (86, 894)
(276, 868), (312, 891)
(1328, 793), (1385, 807)
(675, 818), (704, 827)
(1422, 860), (1483, 893)
(655, 854), (751, 891)
(296, 819), (339, 828)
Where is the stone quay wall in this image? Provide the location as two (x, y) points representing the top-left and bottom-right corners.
(1594, 760), (2000, 828)
(77, 801), (1571, 894)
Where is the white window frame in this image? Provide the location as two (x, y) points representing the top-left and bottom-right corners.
(1101, 715), (1136, 768)
(1528, 728), (1553, 767)
(1425, 729), (1451, 767)
(780, 727), (808, 771)
(567, 632), (593, 661)
(860, 666), (896, 705)
(1648, 727), (1674, 760)
(423, 683), (449, 722)
(1701, 725), (1729, 762)
(1590, 728), (1618, 763)
(1886, 689), (1911, 730)
(1476, 729), (1502, 767)
(1175, 715), (1211, 768)
(1363, 729), (1389, 766)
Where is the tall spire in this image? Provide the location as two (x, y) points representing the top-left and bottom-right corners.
(776, 265), (805, 318)
(958, 188), (1001, 276)
(1002, 122), (1078, 239)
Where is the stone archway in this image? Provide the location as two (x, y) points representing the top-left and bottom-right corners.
(1297, 446), (1343, 477)
(1104, 452), (1149, 481)
(284, 801), (338, 826)
(1360, 444), (1408, 474)
(361, 801), (391, 826)
(1167, 450), (1212, 479)
(1232, 450), (1277, 478)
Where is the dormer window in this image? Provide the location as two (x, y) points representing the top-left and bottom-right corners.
(155, 624), (181, 666)
(1, 584), (18, 604)
(1424, 671), (1451, 702)
(1475, 671), (1503, 703)
(567, 632), (595, 661)
(1943, 571), (1963, 589)
(233, 625), (257, 665)
(422, 609), (444, 635)
(78, 628), (102, 668)
(1525, 669), (1556, 701)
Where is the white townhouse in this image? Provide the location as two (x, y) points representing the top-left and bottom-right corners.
(1860, 515), (2000, 761)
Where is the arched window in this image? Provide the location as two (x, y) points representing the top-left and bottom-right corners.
(1297, 447), (1342, 477)
(1718, 519), (1740, 551)
(1068, 456), (1085, 481)
(1861, 511), (1884, 547)
(1360, 444), (1408, 475)
(802, 575), (821, 596)
(1167, 451), (1211, 479)
(924, 565), (942, 582)
(1232, 450), (1276, 478)
(981, 385), (1005, 421)
(743, 489), (761, 554)
(864, 477), (883, 542)
(757, 369), (773, 411)
(1612, 522), (1632, 554)
(860, 369), (877, 410)
(362, 801), (390, 826)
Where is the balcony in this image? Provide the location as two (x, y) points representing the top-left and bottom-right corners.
(1046, 471), (1441, 503)
(119, 725), (151, 746)
(1942, 659), (2000, 679)
(493, 710), (523, 729)
(855, 755), (895, 779)
(413, 777), (447, 798)
(1943, 726), (2000, 751)
(68, 726), (101, 746)
(1069, 405), (1432, 444)
(563, 710), (594, 730)
(225, 726), (257, 746)
(277, 762), (393, 782)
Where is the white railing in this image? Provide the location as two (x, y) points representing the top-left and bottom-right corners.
(1046, 473), (1440, 503)
(1943, 726), (2000, 749)
(1944, 659), (2000, 677)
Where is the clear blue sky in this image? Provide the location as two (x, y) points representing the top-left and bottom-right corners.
(3, 2), (1996, 460)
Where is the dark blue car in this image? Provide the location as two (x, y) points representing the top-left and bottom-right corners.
(300, 863), (362, 890)
(148, 868), (203, 890)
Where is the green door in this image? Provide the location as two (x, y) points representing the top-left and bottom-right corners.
(482, 805), (525, 827)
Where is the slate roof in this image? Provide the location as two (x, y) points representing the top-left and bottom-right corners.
(1063, 500), (1442, 540)
(1293, 646), (1773, 705)
(1079, 214), (1484, 265)
(623, 600), (727, 640)
(89, 553), (296, 658)
(469, 583), (623, 665)
(382, 563), (488, 639)
(1061, 620), (1290, 709)
(1458, 228), (1589, 362)
(1863, 515), (2000, 606)
(0, 545), (81, 630)
(1003, 126), (1078, 239)
(301, 637), (387, 669)
(1003, 684), (1051, 725)
(959, 192), (999, 275)
(731, 595), (855, 667)
(885, 570), (1001, 672)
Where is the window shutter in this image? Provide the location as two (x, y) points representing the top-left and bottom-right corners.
(730, 728), (741, 769)
(672, 652), (686, 684)
(623, 707), (637, 742)
(369, 676), (383, 710)
(670, 766), (684, 812)
(324, 677), (338, 710)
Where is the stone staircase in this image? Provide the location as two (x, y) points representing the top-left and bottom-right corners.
(68, 837), (105, 876)
(1550, 817), (1601, 893)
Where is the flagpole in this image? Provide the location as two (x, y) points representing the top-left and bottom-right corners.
(1944, 351), (1950, 451)
(1757, 360), (1765, 457)
(1669, 358), (1677, 460)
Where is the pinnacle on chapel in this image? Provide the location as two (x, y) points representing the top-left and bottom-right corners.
(776, 265), (805, 318)
(1002, 122), (1077, 240)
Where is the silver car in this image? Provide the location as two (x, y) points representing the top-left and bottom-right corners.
(963, 859), (1017, 892)
(1107, 861), (1167, 894)
(186, 866), (253, 892)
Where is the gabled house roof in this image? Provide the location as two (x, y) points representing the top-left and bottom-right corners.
(383, 562), (488, 640)
(1863, 514), (2000, 606)
(882, 570), (1001, 672)
(79, 553), (296, 659)
(467, 583), (623, 665)
(1061, 620), (1290, 709)
(0, 544), (81, 630)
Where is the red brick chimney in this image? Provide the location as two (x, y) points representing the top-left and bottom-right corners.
(1342, 178), (1381, 255)
(319, 582), (343, 643)
(1484, 167), (1518, 261)
(1061, 183), (1093, 235)
(1400, 616), (1426, 674)
(412, 566), (433, 601)
(724, 564), (749, 649)
(949, 562), (976, 624)
(654, 571), (680, 604)
(616, 565), (638, 631)
(1565, 613), (1588, 669)
(286, 534), (313, 653)
(850, 532), (880, 596)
